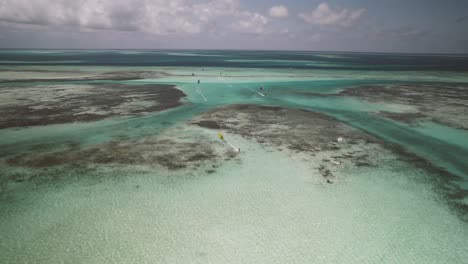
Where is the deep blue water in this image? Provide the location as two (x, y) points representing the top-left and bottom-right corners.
(1, 49), (468, 71)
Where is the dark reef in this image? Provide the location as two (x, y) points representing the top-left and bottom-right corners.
(0, 70), (168, 83)
(192, 104), (382, 152)
(0, 84), (186, 129)
(338, 83), (468, 130)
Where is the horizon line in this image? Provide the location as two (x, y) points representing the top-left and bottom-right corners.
(0, 48), (467, 56)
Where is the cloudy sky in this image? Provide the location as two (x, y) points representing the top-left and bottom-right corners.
(0, 0), (467, 53)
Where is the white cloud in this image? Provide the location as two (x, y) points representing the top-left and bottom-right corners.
(192, 0), (240, 23)
(0, 0), (270, 35)
(269, 5), (289, 18)
(230, 11), (268, 34)
(299, 2), (365, 27)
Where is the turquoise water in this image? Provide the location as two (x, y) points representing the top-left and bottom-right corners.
(1, 51), (468, 263)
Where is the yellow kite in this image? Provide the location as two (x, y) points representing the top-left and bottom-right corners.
(218, 132), (224, 140)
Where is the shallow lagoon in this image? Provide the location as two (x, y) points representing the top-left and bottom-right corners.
(1, 51), (468, 263)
